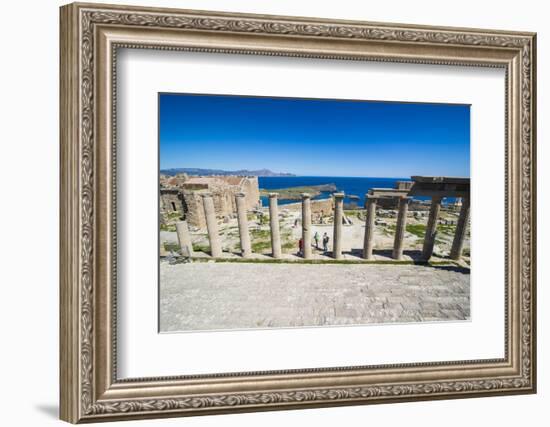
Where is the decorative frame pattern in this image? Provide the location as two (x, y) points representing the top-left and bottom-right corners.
(60, 2), (536, 423)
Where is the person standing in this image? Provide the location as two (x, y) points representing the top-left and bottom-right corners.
(322, 232), (329, 253)
(313, 231), (320, 249)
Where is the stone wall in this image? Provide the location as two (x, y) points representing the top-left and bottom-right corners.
(160, 190), (184, 224)
(167, 176), (261, 229)
(281, 198), (334, 224)
(240, 177), (260, 211)
(209, 182), (237, 216)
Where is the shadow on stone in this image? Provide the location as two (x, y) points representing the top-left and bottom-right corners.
(402, 250), (425, 262)
(424, 264), (471, 274)
(349, 248), (364, 257)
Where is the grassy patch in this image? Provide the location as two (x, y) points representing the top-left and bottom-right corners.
(406, 223), (426, 238)
(251, 229), (271, 239)
(166, 211), (182, 220)
(415, 238), (425, 246)
(435, 238), (447, 246)
(246, 228), (273, 253)
(259, 214), (269, 225)
(160, 223), (176, 232)
(437, 224), (456, 235)
(163, 242), (181, 253)
(192, 243), (210, 253)
(251, 240), (271, 252)
(281, 231), (297, 252)
(282, 241), (296, 250)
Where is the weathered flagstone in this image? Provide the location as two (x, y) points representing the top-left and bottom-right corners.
(159, 262), (470, 332)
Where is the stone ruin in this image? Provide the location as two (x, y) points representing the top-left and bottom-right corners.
(170, 175), (471, 263)
(279, 197), (335, 224)
(364, 176), (470, 261)
(160, 173), (260, 229)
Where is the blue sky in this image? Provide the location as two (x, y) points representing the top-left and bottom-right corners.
(159, 93), (470, 177)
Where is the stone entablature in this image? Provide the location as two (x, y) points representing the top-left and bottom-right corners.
(409, 176), (470, 198)
(395, 180), (415, 191)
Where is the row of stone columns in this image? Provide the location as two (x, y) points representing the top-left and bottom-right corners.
(363, 194), (470, 261)
(422, 195), (470, 261)
(180, 192), (260, 258)
(193, 191), (347, 259)
(362, 196), (410, 260)
(175, 191), (469, 262)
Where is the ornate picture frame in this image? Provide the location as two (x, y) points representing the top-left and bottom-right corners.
(60, 2), (536, 423)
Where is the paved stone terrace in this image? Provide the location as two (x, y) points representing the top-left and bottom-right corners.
(159, 261), (470, 332)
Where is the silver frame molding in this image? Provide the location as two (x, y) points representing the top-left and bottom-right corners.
(60, 2), (537, 423)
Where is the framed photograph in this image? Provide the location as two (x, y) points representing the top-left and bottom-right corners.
(60, 2), (537, 423)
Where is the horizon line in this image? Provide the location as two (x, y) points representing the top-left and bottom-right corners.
(159, 172), (470, 179)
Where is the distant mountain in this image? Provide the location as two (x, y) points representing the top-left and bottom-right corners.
(160, 167), (296, 177)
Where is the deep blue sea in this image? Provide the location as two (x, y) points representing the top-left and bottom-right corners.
(258, 176), (418, 207)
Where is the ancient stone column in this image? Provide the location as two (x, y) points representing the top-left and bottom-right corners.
(301, 193), (312, 259)
(392, 197), (410, 260)
(175, 220), (194, 257)
(332, 192), (345, 259)
(201, 193), (222, 258)
(422, 195), (443, 260)
(235, 192), (252, 258)
(363, 196), (377, 260)
(450, 196), (470, 260)
(268, 193), (282, 259)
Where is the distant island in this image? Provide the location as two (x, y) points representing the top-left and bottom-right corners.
(160, 167), (296, 177)
(260, 184), (337, 200)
